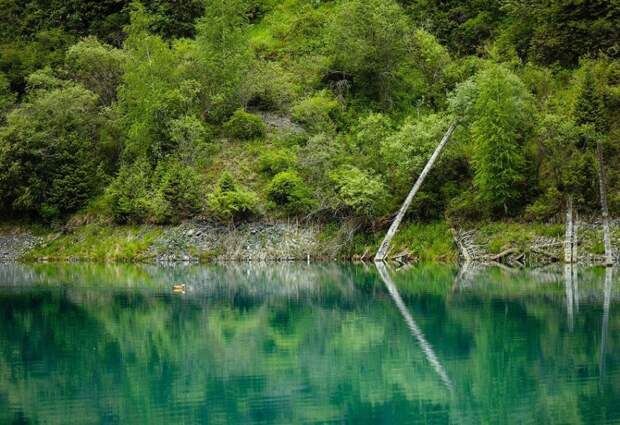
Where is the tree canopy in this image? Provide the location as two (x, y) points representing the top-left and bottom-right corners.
(0, 0), (618, 224)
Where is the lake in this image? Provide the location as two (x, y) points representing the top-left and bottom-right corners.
(0, 262), (618, 424)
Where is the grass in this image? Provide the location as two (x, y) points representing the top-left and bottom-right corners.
(393, 222), (458, 262)
(347, 221), (458, 262)
(579, 226), (607, 255)
(22, 224), (163, 262)
(474, 222), (564, 254)
(11, 218), (611, 264)
(472, 220), (616, 257)
(0, 220), (50, 237)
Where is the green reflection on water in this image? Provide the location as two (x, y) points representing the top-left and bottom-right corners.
(0, 263), (618, 424)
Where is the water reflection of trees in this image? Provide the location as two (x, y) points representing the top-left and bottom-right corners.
(0, 263), (618, 424)
(0, 262), (382, 311)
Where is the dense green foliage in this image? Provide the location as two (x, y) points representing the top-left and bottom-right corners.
(0, 0), (618, 226)
(207, 172), (259, 223)
(0, 75), (106, 220)
(224, 109), (266, 140)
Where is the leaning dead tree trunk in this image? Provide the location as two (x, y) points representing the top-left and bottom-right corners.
(374, 122), (456, 262)
(596, 141), (614, 266)
(564, 195), (577, 263)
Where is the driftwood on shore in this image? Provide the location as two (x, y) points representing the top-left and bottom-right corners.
(449, 223), (614, 267)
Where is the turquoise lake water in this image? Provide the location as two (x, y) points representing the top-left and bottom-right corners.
(0, 262), (618, 424)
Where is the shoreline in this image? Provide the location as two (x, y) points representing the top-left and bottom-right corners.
(1, 219), (617, 266)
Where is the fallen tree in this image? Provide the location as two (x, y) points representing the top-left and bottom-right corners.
(375, 122), (456, 262)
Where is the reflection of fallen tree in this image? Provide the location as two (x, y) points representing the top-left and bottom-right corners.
(600, 267), (613, 386)
(376, 262), (454, 393)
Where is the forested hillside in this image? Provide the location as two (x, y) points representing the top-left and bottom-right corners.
(0, 0), (618, 228)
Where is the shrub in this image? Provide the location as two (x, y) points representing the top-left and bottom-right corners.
(381, 113), (448, 189)
(207, 172), (259, 222)
(105, 160), (152, 224)
(291, 91), (341, 133)
(248, 61), (299, 111)
(168, 115), (212, 165)
(150, 160), (204, 224)
(351, 113), (393, 171)
(298, 133), (346, 183)
(327, 0), (411, 105)
(65, 37), (126, 105)
(267, 171), (314, 214)
(449, 64), (535, 215)
(524, 187), (563, 221)
(258, 148), (297, 176)
(329, 166), (386, 219)
(223, 108), (266, 140)
(0, 73), (14, 123)
(445, 191), (486, 222)
(609, 197), (620, 218)
(0, 82), (105, 220)
(106, 159), (204, 224)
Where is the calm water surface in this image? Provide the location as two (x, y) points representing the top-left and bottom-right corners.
(0, 262), (618, 424)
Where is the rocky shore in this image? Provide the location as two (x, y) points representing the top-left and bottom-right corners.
(5, 220), (349, 263)
(147, 221), (340, 262)
(0, 230), (42, 262)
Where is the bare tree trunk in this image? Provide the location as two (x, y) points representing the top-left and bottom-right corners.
(573, 210), (579, 264)
(596, 141), (614, 266)
(374, 122), (456, 262)
(564, 195), (576, 263)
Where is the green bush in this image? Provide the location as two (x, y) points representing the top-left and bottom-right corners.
(291, 91), (341, 133)
(248, 61), (299, 111)
(105, 160), (152, 224)
(150, 160), (204, 224)
(610, 192), (620, 216)
(445, 191), (486, 222)
(381, 113), (447, 189)
(223, 109), (266, 140)
(298, 133), (346, 184)
(327, 0), (411, 105)
(65, 37), (126, 105)
(0, 81), (105, 220)
(207, 172), (259, 222)
(258, 148), (297, 176)
(329, 166), (386, 219)
(524, 187), (563, 221)
(0, 72), (15, 123)
(168, 115), (212, 166)
(106, 159), (204, 224)
(267, 171), (314, 214)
